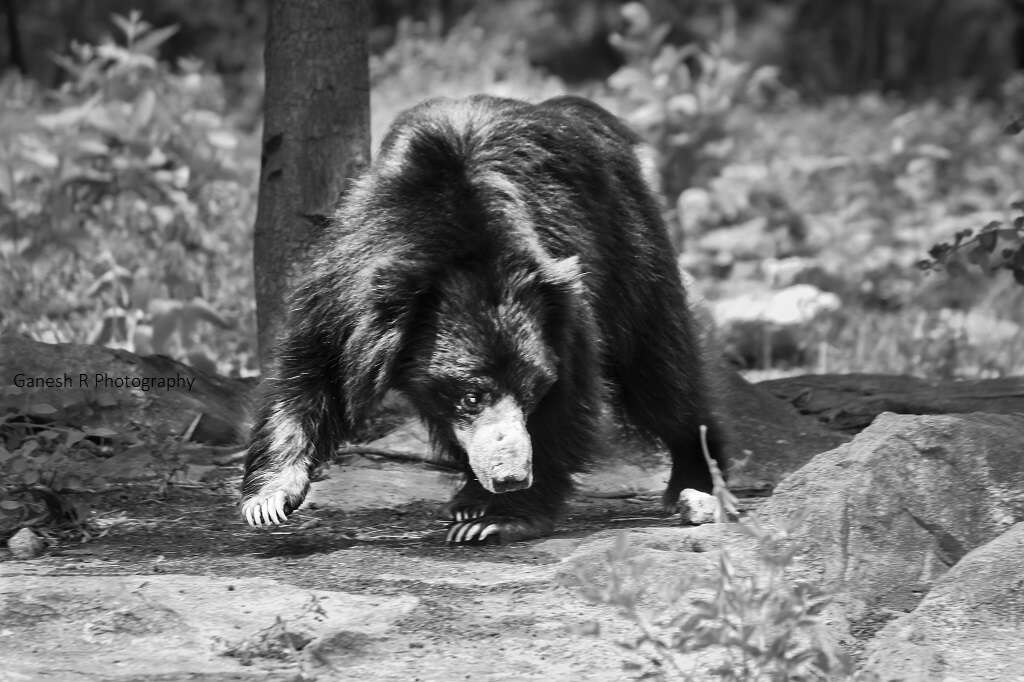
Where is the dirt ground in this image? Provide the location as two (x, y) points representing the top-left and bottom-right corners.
(1, 373), (845, 681)
(2, 452), (779, 681)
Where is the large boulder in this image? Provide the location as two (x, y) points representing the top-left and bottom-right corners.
(861, 522), (1024, 681)
(757, 412), (1024, 611)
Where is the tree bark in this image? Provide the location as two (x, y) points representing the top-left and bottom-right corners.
(253, 0), (370, 373)
(3, 0), (26, 74)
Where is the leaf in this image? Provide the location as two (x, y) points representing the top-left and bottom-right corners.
(978, 230), (997, 253)
(36, 94), (102, 130)
(206, 130), (238, 150)
(65, 430), (86, 447)
(0, 500), (23, 510)
(967, 245), (990, 268)
(19, 144), (59, 170)
(928, 242), (951, 260)
(28, 403), (57, 416)
(85, 426), (119, 438)
(111, 12), (138, 42)
(74, 135), (110, 156)
(129, 89), (156, 132)
(21, 469), (40, 485)
(132, 24), (180, 56)
(946, 259), (968, 278)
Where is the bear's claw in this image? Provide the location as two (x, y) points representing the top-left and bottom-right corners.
(241, 490), (293, 527)
(444, 515), (553, 545)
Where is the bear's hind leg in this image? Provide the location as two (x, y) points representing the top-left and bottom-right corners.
(615, 324), (725, 514)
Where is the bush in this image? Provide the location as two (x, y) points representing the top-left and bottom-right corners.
(0, 11), (259, 376)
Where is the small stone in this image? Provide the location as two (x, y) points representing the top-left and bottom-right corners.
(678, 489), (720, 525)
(8, 527), (45, 559)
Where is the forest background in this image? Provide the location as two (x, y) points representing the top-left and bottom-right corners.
(3, 0), (1024, 385)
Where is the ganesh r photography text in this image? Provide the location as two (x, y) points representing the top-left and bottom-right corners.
(11, 372), (196, 392)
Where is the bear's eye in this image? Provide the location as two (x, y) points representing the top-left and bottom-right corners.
(459, 391), (484, 414)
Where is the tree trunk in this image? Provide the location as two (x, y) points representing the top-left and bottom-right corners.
(254, 0), (370, 373)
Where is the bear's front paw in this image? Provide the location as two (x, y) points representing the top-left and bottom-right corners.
(240, 465), (310, 527)
(441, 502), (489, 523)
(241, 490), (295, 526)
(444, 514), (553, 545)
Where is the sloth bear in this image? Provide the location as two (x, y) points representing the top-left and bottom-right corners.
(241, 94), (725, 544)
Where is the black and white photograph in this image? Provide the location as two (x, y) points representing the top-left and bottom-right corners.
(2, 1), (1024, 679)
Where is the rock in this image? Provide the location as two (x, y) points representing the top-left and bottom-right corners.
(861, 522), (1024, 681)
(712, 284), (840, 367)
(7, 527), (45, 559)
(306, 459), (456, 514)
(0, 573), (419, 679)
(713, 284), (841, 327)
(557, 525), (758, 611)
(757, 412), (1024, 612)
(678, 488), (720, 524)
(760, 373), (1024, 432)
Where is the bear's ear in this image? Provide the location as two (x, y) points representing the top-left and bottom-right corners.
(367, 260), (428, 321)
(338, 263), (425, 424)
(541, 255), (584, 295)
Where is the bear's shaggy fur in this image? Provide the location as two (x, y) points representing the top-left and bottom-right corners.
(241, 95), (725, 544)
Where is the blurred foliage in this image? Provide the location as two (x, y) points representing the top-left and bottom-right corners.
(4, 0), (1020, 97)
(0, 13), (245, 522)
(369, 15), (566, 146)
(784, 0), (1016, 98)
(2, 4), (1023, 382)
(919, 206), (1024, 284)
(0, 11), (259, 377)
(600, 2), (787, 212)
(1, 383), (117, 493)
(0, 377), (192, 533)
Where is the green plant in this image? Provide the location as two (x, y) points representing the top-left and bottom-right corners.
(602, 2), (783, 201)
(0, 11), (258, 374)
(0, 378), (191, 532)
(369, 17), (564, 145)
(0, 383), (119, 534)
(576, 427), (851, 680)
(918, 204), (1024, 284)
